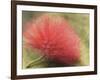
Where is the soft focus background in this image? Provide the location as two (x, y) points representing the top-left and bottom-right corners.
(22, 11), (89, 69)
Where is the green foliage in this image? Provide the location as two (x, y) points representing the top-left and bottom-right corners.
(22, 48), (48, 69)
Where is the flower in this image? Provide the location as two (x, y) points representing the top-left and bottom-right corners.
(23, 14), (81, 65)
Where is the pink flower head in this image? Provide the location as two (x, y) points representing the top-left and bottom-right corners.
(23, 14), (81, 65)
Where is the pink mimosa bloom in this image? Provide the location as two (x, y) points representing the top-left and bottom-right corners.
(23, 14), (81, 65)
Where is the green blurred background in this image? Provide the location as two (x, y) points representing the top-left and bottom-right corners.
(22, 11), (89, 69)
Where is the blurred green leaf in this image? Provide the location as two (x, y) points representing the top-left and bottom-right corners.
(22, 48), (48, 69)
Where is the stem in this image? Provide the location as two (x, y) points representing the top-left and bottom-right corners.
(26, 55), (45, 68)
